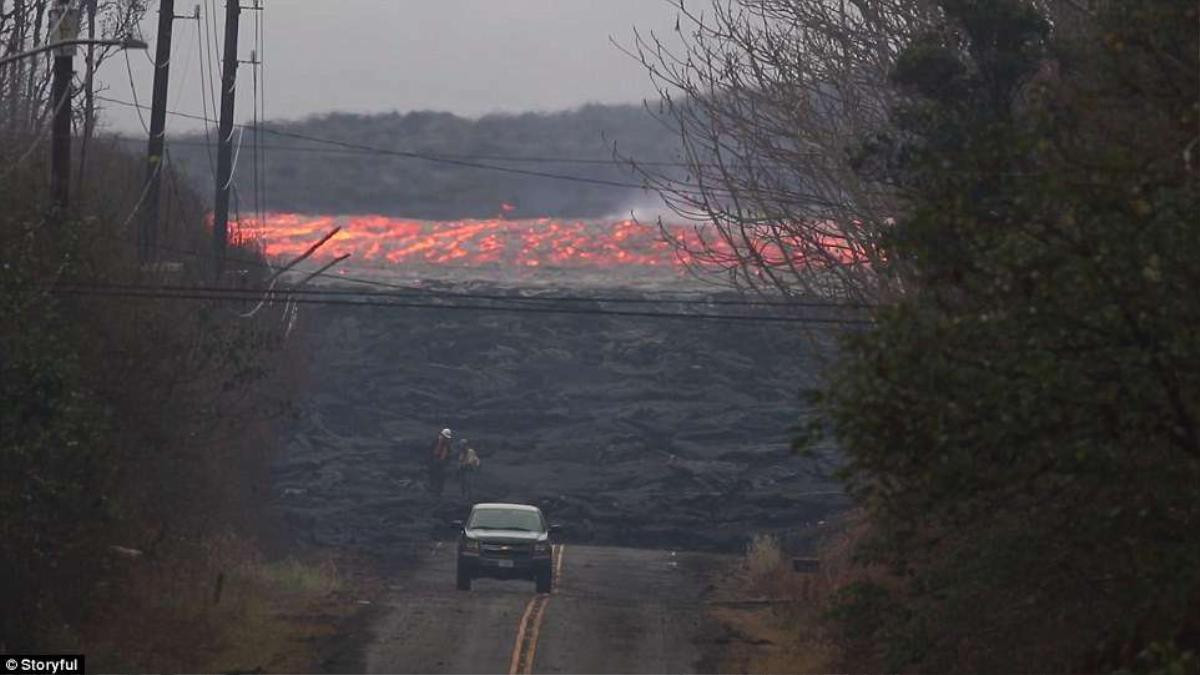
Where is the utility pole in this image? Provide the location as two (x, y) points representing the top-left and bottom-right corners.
(138, 0), (177, 264)
(212, 0), (240, 280)
(77, 0), (97, 196)
(49, 0), (78, 211)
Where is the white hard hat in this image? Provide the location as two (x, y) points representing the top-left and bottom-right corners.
(441, 428), (453, 439)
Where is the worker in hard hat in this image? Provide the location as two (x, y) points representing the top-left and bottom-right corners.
(457, 438), (481, 501)
(429, 427), (453, 498)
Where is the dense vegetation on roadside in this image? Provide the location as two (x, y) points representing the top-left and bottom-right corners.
(0, 124), (344, 667)
(160, 104), (681, 219)
(811, 1), (1199, 671)
(3, 3), (351, 666)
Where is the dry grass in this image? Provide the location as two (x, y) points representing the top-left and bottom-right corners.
(745, 534), (787, 588)
(83, 534), (369, 673)
(255, 557), (344, 596)
(707, 515), (883, 674)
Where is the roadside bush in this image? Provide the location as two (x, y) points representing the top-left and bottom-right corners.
(817, 1), (1200, 671)
(1, 170), (114, 649)
(714, 517), (889, 673)
(0, 138), (301, 658)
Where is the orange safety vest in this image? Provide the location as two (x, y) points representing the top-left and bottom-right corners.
(433, 436), (451, 461)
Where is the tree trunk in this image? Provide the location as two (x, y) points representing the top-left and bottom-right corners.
(27, 0), (45, 128)
(8, 0), (27, 127)
(78, 0), (97, 193)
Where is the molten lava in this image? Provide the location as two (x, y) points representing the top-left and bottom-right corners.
(242, 214), (687, 269)
(239, 213), (868, 271)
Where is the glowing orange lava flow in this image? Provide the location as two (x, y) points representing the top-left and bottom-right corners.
(237, 213), (867, 270)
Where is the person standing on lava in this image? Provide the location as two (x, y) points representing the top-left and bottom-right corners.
(429, 427), (453, 498)
(457, 438), (481, 501)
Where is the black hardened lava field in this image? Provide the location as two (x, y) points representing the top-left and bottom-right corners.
(269, 283), (847, 557)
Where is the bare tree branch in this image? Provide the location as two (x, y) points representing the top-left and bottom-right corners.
(618, 0), (941, 303)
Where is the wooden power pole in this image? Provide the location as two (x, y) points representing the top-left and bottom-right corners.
(49, 0), (77, 211)
(138, 0), (176, 264)
(212, 0), (240, 280)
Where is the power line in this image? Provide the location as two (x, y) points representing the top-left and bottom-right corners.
(46, 281), (874, 325)
(102, 135), (704, 168)
(85, 146), (871, 311)
(251, 4), (262, 233)
(0, 101), (60, 181)
(95, 95), (652, 191)
(55, 276), (874, 310)
(169, 13), (196, 111)
(255, 1), (266, 232)
(122, 50), (150, 133)
(199, 0), (219, 179)
(102, 224), (872, 310)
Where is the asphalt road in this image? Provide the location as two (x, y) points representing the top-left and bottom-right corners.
(365, 544), (725, 674)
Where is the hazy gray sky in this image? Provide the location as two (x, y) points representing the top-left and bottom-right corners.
(97, 0), (687, 134)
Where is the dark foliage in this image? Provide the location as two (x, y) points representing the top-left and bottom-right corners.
(819, 1), (1200, 671)
(0, 143), (296, 653)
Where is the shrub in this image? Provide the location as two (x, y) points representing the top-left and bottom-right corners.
(818, 1), (1200, 670)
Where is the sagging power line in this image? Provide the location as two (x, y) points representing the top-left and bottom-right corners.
(45, 281), (875, 325)
(100, 221), (874, 311)
(101, 135), (770, 169)
(96, 95), (652, 191)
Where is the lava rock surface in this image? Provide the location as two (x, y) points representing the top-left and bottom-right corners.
(270, 284), (848, 557)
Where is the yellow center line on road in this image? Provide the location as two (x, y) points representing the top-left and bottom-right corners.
(508, 596), (540, 675)
(520, 593), (550, 674)
(507, 544), (565, 675)
(554, 543), (565, 586)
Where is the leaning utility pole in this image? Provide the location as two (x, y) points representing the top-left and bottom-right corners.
(138, 0), (176, 263)
(212, 0), (241, 280)
(49, 0), (78, 211)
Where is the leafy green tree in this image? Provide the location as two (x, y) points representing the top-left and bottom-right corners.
(0, 176), (115, 647)
(821, 1), (1200, 670)
(1, 144), (296, 654)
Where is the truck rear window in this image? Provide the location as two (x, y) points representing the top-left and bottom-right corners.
(468, 509), (544, 532)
